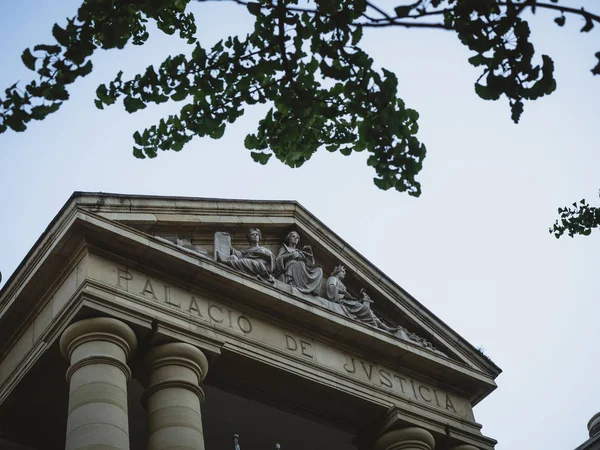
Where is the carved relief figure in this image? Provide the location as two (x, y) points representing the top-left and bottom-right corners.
(325, 265), (397, 333)
(275, 231), (323, 294)
(216, 228), (275, 282)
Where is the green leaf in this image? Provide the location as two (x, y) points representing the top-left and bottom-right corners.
(52, 23), (70, 46)
(592, 52), (600, 76)
(210, 123), (225, 139)
(373, 178), (391, 190)
(250, 151), (271, 164)
(171, 89), (188, 101)
(33, 44), (61, 54)
(474, 83), (500, 101)
(581, 15), (594, 32)
(95, 84), (111, 104)
(351, 26), (363, 46)
(247, 2), (261, 16)
(123, 96), (146, 113)
(394, 5), (413, 17)
(468, 54), (488, 67)
(21, 49), (36, 71)
(133, 146), (145, 159)
(244, 134), (259, 149)
(30, 103), (60, 120)
(510, 100), (524, 123)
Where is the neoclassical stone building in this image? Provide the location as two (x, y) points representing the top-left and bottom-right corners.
(0, 192), (501, 450)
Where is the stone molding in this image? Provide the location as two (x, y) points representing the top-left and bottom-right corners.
(450, 445), (480, 450)
(588, 412), (600, 438)
(59, 316), (138, 362)
(143, 342), (209, 406)
(65, 353), (131, 383)
(375, 427), (436, 450)
(146, 342), (209, 381)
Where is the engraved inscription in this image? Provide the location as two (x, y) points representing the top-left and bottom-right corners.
(284, 334), (314, 359)
(117, 268), (133, 290)
(106, 261), (468, 419)
(115, 267), (255, 337)
(342, 355), (458, 414)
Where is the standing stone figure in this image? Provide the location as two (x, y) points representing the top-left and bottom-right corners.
(325, 265), (397, 333)
(275, 231), (323, 294)
(216, 228), (275, 282)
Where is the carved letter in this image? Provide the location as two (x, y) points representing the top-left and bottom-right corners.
(432, 389), (441, 407)
(360, 362), (374, 381)
(237, 316), (252, 334)
(164, 285), (180, 307)
(343, 357), (356, 374)
(409, 380), (418, 399)
(117, 268), (132, 290)
(188, 296), (204, 318)
(141, 279), (157, 299)
(285, 335), (298, 351)
(379, 370), (393, 388)
(418, 385), (432, 403)
(300, 340), (313, 358)
(445, 395), (457, 413)
(227, 310), (234, 328)
(208, 305), (224, 323)
(393, 374), (407, 394)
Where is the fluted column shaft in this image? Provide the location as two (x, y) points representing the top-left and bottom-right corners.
(375, 427), (436, 450)
(144, 343), (209, 450)
(60, 317), (137, 450)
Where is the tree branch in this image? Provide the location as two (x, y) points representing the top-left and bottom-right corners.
(503, 1), (600, 23)
(356, 21), (449, 29)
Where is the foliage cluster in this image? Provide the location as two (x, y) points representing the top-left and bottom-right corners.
(1, 0), (598, 234)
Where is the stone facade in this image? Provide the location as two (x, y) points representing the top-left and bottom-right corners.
(0, 192), (501, 449)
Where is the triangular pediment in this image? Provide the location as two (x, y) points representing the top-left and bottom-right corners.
(0, 192), (500, 408)
(72, 193), (499, 377)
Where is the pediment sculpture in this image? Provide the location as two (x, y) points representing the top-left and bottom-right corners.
(160, 228), (443, 354)
(323, 265), (398, 333)
(214, 228), (275, 283)
(274, 231), (323, 295)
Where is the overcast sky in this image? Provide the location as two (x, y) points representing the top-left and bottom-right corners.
(1, 1), (599, 449)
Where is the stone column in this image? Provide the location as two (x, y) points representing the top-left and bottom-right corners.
(450, 446), (479, 450)
(144, 342), (209, 450)
(375, 427), (436, 450)
(60, 317), (138, 450)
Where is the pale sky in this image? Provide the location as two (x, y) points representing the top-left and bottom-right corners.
(1, 1), (599, 449)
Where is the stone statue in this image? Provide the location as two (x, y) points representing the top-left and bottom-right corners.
(216, 228), (275, 282)
(275, 231), (323, 294)
(325, 265), (397, 333)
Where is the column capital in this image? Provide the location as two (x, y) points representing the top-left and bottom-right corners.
(375, 427), (435, 450)
(59, 317), (137, 361)
(146, 342), (209, 382)
(588, 412), (600, 438)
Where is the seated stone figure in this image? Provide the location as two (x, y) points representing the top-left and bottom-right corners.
(217, 228), (274, 282)
(275, 231), (323, 295)
(325, 265), (397, 333)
